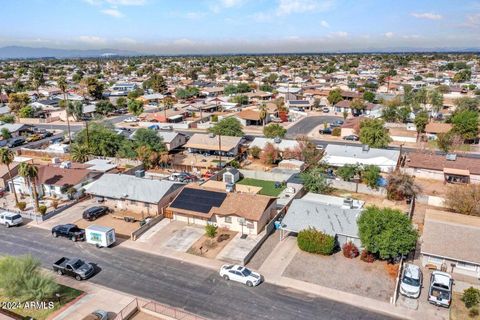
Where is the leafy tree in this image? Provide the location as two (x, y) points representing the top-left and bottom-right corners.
(208, 117), (244, 137)
(362, 165), (381, 189)
(451, 110), (479, 140)
(260, 142), (280, 165)
(205, 224), (218, 238)
(301, 167), (331, 194)
(249, 146), (261, 158)
(337, 164), (360, 181)
(230, 95), (249, 105)
(453, 69), (472, 83)
(359, 118), (391, 148)
(327, 88), (343, 105)
(67, 101), (83, 121)
(0, 115), (15, 123)
(263, 124), (287, 138)
(381, 105), (399, 122)
(436, 132), (454, 153)
(57, 76), (72, 142)
(386, 171), (421, 200)
(414, 110), (428, 135)
(127, 99), (144, 116)
(297, 228), (336, 255)
(428, 89), (443, 113)
(83, 77), (104, 99)
(350, 98), (365, 111)
(363, 91), (375, 103)
(358, 206), (418, 260)
(462, 287), (480, 309)
(133, 128), (165, 152)
(143, 74), (167, 93)
(18, 105), (34, 118)
(116, 97), (127, 109)
(95, 100), (115, 116)
(74, 123), (125, 157)
(8, 92), (30, 113)
(175, 87), (199, 99)
(454, 97), (479, 112)
(445, 184), (480, 216)
(0, 128), (11, 140)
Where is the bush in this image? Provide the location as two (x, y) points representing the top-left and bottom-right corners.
(342, 241), (359, 259)
(360, 250), (375, 263)
(249, 146), (261, 159)
(470, 308), (479, 317)
(332, 127), (341, 136)
(297, 228), (336, 255)
(52, 200), (59, 209)
(17, 202), (26, 211)
(38, 205), (47, 215)
(462, 287), (480, 308)
(205, 224), (218, 238)
(229, 160), (240, 168)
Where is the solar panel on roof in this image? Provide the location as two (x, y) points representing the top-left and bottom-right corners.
(170, 188), (227, 214)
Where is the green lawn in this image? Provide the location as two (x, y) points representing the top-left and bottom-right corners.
(0, 284), (83, 320)
(236, 178), (286, 197)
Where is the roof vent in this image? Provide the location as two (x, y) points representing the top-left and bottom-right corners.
(209, 132), (216, 138)
(362, 145), (370, 152)
(446, 153), (457, 161)
(274, 136), (282, 144)
(342, 197), (354, 209)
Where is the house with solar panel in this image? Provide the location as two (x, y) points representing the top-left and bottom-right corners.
(165, 185), (277, 235)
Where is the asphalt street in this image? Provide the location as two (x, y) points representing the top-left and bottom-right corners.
(0, 226), (397, 320)
(286, 115), (343, 139)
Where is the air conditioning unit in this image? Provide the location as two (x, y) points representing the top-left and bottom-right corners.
(135, 170), (145, 178)
(342, 198), (354, 209)
(60, 161), (72, 169)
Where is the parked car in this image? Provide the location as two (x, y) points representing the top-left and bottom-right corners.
(399, 263), (422, 299)
(0, 211), (23, 227)
(83, 206), (110, 221)
(7, 137), (25, 148)
(334, 119), (344, 126)
(219, 264), (263, 287)
(40, 131), (53, 138)
(319, 127), (332, 135)
(51, 224), (85, 241)
(343, 135), (359, 141)
(124, 117), (138, 123)
(26, 134), (42, 142)
(322, 107), (330, 113)
(316, 145), (324, 150)
(82, 310), (108, 320)
(53, 257), (95, 281)
(428, 271), (453, 308)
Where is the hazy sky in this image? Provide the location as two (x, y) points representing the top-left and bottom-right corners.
(1, 0), (480, 54)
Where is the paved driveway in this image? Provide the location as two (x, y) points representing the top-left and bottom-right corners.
(286, 115), (343, 138)
(164, 225), (204, 252)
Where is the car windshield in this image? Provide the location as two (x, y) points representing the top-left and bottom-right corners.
(72, 260), (84, 269)
(11, 214), (21, 220)
(241, 268), (252, 277)
(402, 275), (420, 286)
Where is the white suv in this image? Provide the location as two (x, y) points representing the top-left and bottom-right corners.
(400, 263), (422, 298)
(0, 211), (23, 227)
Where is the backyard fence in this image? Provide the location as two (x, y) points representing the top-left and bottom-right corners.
(113, 298), (208, 320)
(112, 298), (139, 320)
(131, 214), (164, 240)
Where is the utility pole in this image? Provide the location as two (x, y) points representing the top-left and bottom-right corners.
(218, 135), (222, 170)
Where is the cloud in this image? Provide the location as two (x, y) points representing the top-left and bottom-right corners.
(384, 32), (394, 38)
(462, 13), (480, 28)
(276, 0), (334, 16)
(211, 0), (246, 13)
(411, 12), (442, 20)
(173, 38), (195, 46)
(320, 20), (330, 28)
(78, 35), (107, 44)
(101, 8), (124, 17)
(327, 31), (348, 38)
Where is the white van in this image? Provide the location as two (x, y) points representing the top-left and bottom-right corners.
(0, 211), (23, 227)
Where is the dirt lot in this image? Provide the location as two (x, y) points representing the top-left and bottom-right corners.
(284, 251), (396, 302)
(187, 229), (237, 259)
(75, 214), (140, 239)
(330, 189), (409, 212)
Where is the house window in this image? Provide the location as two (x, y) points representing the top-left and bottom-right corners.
(428, 256), (443, 265)
(224, 216), (232, 224)
(457, 262), (477, 271)
(130, 200), (136, 205)
(144, 203), (150, 208)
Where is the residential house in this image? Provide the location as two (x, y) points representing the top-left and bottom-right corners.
(322, 144), (400, 172)
(421, 209), (480, 278)
(0, 123), (31, 137)
(165, 185), (277, 235)
(157, 131), (188, 151)
(425, 123), (452, 140)
(404, 152), (480, 184)
(184, 133), (243, 157)
(0, 162), (19, 190)
(86, 173), (184, 216)
(236, 109), (268, 126)
(286, 100), (311, 111)
(280, 193), (364, 247)
(249, 137), (300, 155)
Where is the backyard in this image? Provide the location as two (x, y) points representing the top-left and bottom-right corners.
(236, 178), (286, 197)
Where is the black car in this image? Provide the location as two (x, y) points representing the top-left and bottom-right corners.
(51, 224), (85, 241)
(343, 134), (360, 141)
(82, 206), (110, 221)
(7, 137), (25, 148)
(319, 127), (332, 135)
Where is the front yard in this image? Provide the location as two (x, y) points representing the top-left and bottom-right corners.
(236, 178), (286, 197)
(283, 250), (397, 302)
(187, 228), (237, 259)
(451, 292), (480, 320)
(0, 284), (83, 320)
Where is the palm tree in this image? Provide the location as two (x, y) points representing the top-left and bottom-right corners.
(259, 103), (268, 127)
(18, 162), (39, 213)
(70, 144), (90, 163)
(57, 77), (72, 143)
(162, 97), (174, 123)
(0, 148), (18, 206)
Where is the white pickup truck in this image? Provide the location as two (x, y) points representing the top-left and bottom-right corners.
(0, 211), (23, 227)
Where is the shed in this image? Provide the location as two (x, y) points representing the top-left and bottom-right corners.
(223, 168), (240, 184)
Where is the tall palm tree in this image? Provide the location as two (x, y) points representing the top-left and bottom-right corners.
(18, 163), (39, 213)
(259, 103), (268, 127)
(57, 77), (72, 143)
(0, 148), (18, 206)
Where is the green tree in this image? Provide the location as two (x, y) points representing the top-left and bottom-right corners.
(144, 74), (167, 93)
(297, 228), (336, 255)
(83, 77), (104, 100)
(453, 69), (472, 83)
(414, 111), (429, 135)
(116, 96), (127, 109)
(436, 132), (454, 153)
(0, 148), (18, 205)
(0, 128), (11, 140)
(66, 101), (83, 121)
(301, 167), (331, 193)
(57, 76), (72, 142)
(428, 89), (443, 113)
(208, 117), (244, 137)
(8, 92), (30, 114)
(454, 97), (479, 112)
(95, 100), (115, 116)
(336, 164), (360, 182)
(362, 165), (381, 189)
(127, 99), (144, 116)
(0, 115), (15, 123)
(74, 123), (125, 157)
(359, 118), (391, 148)
(327, 88), (343, 105)
(358, 206), (418, 260)
(230, 95), (249, 105)
(205, 224), (218, 238)
(18, 162), (39, 213)
(133, 128), (165, 152)
(462, 287), (480, 309)
(18, 105), (34, 118)
(451, 110), (479, 140)
(263, 124), (287, 138)
(363, 91), (375, 103)
(70, 143), (90, 163)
